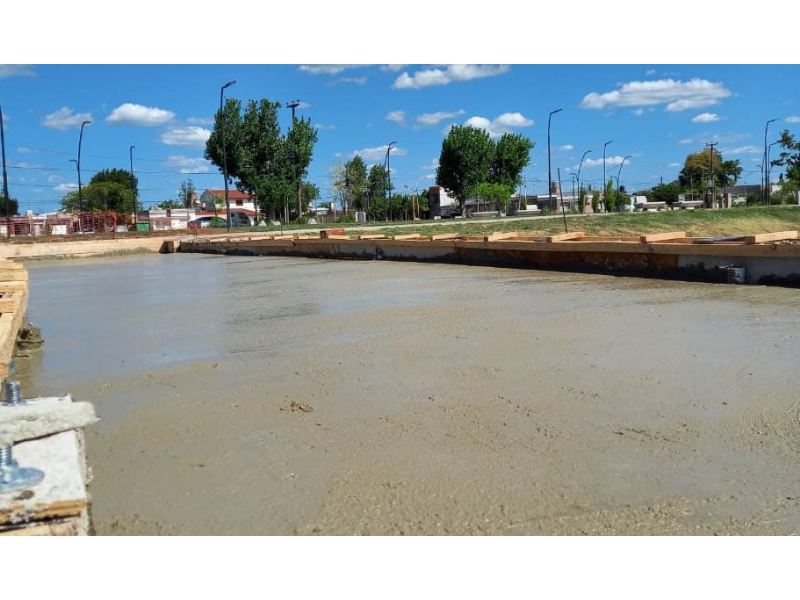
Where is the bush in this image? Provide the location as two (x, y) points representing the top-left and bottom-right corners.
(336, 213), (355, 224)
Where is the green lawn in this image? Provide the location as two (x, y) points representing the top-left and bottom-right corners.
(366, 206), (800, 239)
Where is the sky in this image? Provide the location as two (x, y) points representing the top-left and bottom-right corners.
(1, 63), (799, 214)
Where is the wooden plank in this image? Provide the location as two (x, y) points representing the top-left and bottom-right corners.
(323, 235), (351, 240)
(358, 235), (388, 240)
(744, 231), (798, 244)
(320, 228), (346, 239)
(392, 234), (423, 240)
(0, 431), (88, 527)
(0, 290), (22, 313)
(431, 233), (463, 241)
(485, 232), (519, 242)
(640, 231), (686, 243)
(0, 270), (28, 282)
(546, 232), (585, 243)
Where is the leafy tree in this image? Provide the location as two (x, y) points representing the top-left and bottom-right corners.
(328, 162), (347, 213)
(285, 117), (318, 216)
(61, 181), (134, 213)
(591, 190), (600, 213)
(475, 182), (513, 214)
(2, 197), (19, 216)
(344, 155), (368, 211)
(578, 187), (588, 213)
(604, 179), (618, 212)
(301, 182), (320, 212)
(204, 97), (244, 183)
(773, 130), (800, 184)
(678, 148), (741, 207)
(492, 133), (534, 189)
(437, 125), (495, 217)
(178, 179), (196, 209)
(368, 164), (388, 204)
(91, 168), (138, 197)
(157, 199), (182, 209)
(648, 182), (682, 205)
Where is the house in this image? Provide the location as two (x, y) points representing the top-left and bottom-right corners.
(198, 189), (257, 213)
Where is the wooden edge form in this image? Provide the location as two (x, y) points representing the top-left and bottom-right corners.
(484, 232), (519, 242)
(431, 233), (463, 240)
(320, 228), (347, 238)
(545, 232), (585, 243)
(392, 234), (423, 240)
(640, 231), (687, 243)
(744, 231), (798, 244)
(358, 235), (388, 240)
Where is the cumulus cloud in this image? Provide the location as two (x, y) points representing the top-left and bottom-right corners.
(164, 155), (212, 173)
(580, 78), (732, 112)
(386, 110), (407, 126)
(332, 77), (366, 85)
(0, 65), (35, 79)
(186, 116), (214, 126)
(352, 145), (408, 161)
(381, 65), (408, 72)
(645, 69), (656, 76)
(464, 112), (533, 138)
(581, 156), (629, 168)
(299, 65), (370, 75)
(678, 138), (694, 145)
(786, 116), (800, 124)
(42, 107), (93, 130)
(106, 103), (175, 126)
(558, 144), (574, 152)
(421, 158), (439, 171)
(54, 182), (78, 193)
(668, 162), (681, 168)
(691, 112), (720, 123)
(726, 145), (761, 155)
(161, 126), (211, 148)
(394, 64), (510, 89)
(632, 108), (644, 117)
(415, 109), (465, 128)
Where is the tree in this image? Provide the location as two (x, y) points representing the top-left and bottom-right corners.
(591, 190), (600, 213)
(61, 181), (134, 213)
(648, 182), (682, 206)
(328, 162), (347, 213)
(773, 129), (800, 185)
(437, 125), (495, 217)
(475, 182), (513, 214)
(302, 182), (320, 212)
(204, 97), (244, 184)
(285, 117), (318, 217)
(492, 133), (534, 189)
(604, 178), (618, 212)
(2, 197), (19, 216)
(157, 199), (182, 209)
(344, 155), (368, 211)
(368, 164), (388, 206)
(91, 169), (138, 198)
(178, 179), (196, 209)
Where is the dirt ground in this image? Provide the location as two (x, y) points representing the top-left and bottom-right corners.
(16, 253), (800, 535)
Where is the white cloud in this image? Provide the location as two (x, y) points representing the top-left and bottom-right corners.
(726, 145), (761, 155)
(13, 162), (42, 169)
(315, 123), (337, 130)
(333, 77), (367, 85)
(668, 162), (681, 168)
(581, 156), (629, 168)
(632, 108), (644, 117)
(581, 78), (732, 112)
(54, 182), (78, 193)
(786, 116), (800, 124)
(161, 126), (211, 148)
(393, 64), (510, 89)
(16, 146), (36, 154)
(0, 65), (35, 79)
(678, 138), (694, 145)
(106, 103), (175, 126)
(691, 112), (720, 123)
(386, 110), (407, 126)
(558, 144), (574, 151)
(47, 175), (62, 184)
(645, 69), (656, 76)
(299, 65), (370, 75)
(353, 145), (409, 161)
(415, 109), (465, 127)
(186, 116), (214, 126)
(464, 112), (533, 138)
(421, 158), (439, 171)
(42, 107), (93, 130)
(296, 102), (311, 109)
(381, 65), (408, 72)
(165, 155), (212, 173)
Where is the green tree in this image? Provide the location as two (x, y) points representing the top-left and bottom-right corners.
(2, 197), (19, 216)
(368, 164), (388, 205)
(285, 117), (318, 216)
(604, 179), (617, 212)
(475, 182), (513, 214)
(648, 182), (682, 205)
(178, 178), (196, 209)
(772, 130), (800, 184)
(344, 155), (368, 211)
(157, 199), (182, 209)
(91, 168), (138, 198)
(61, 181), (134, 213)
(591, 190), (600, 213)
(437, 125), (495, 217)
(204, 97), (244, 185)
(492, 133), (534, 189)
(302, 182), (320, 212)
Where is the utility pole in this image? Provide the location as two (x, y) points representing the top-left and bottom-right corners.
(763, 118), (777, 205)
(706, 142), (718, 208)
(286, 100), (301, 121)
(557, 167), (567, 232)
(220, 79), (236, 232)
(603, 141), (612, 212)
(547, 108), (562, 212)
(130, 145), (137, 226)
(286, 100), (303, 218)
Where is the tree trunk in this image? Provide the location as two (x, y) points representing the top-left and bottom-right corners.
(296, 180), (302, 218)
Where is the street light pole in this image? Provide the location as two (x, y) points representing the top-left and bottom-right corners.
(220, 80), (236, 232)
(617, 156), (631, 209)
(603, 141), (612, 212)
(767, 140), (780, 203)
(547, 108), (562, 212)
(77, 120), (90, 231)
(576, 149), (592, 213)
(763, 118), (777, 205)
(0, 93), (11, 241)
(129, 145), (137, 226)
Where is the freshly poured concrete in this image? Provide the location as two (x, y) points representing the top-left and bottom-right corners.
(17, 253), (800, 535)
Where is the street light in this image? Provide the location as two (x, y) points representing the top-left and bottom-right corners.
(77, 119), (91, 231)
(385, 141), (397, 201)
(763, 118), (777, 205)
(220, 79), (236, 231)
(0, 92), (10, 241)
(576, 150), (592, 213)
(130, 145), (137, 226)
(767, 140), (781, 200)
(603, 140), (612, 210)
(547, 108), (562, 212)
(617, 156), (631, 210)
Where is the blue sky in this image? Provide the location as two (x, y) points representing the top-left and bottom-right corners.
(1, 63), (799, 214)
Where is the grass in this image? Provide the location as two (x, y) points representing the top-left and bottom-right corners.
(364, 206), (800, 239)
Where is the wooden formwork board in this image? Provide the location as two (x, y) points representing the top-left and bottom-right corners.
(545, 232), (585, 242)
(744, 231), (798, 244)
(640, 231), (687, 243)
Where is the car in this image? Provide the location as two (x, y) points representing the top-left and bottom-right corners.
(188, 216), (221, 228)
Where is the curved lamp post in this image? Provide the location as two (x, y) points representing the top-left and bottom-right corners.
(602, 141), (612, 210)
(763, 118), (777, 205)
(616, 155), (631, 209)
(547, 108), (562, 212)
(0, 93), (10, 240)
(76, 120), (90, 231)
(576, 150), (592, 213)
(220, 80), (236, 231)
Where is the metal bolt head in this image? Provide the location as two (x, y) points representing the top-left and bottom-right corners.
(0, 466), (45, 493)
(3, 380), (24, 406)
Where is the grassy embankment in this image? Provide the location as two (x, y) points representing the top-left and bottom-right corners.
(365, 206), (800, 239)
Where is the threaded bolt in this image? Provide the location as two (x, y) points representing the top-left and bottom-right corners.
(3, 380), (23, 405)
(0, 444), (12, 467)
